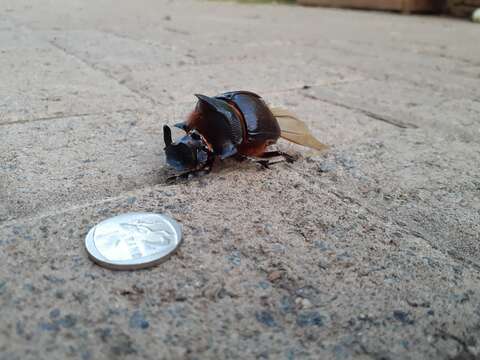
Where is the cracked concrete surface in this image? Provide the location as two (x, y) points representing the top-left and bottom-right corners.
(1, 1), (480, 359)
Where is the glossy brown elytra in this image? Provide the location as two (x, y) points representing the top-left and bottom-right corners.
(163, 91), (327, 180)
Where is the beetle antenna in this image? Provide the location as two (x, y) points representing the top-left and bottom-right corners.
(163, 125), (172, 146)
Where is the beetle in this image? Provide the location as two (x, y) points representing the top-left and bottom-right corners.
(163, 90), (327, 180)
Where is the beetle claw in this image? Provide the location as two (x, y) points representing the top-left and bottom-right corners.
(256, 160), (271, 169)
(283, 153), (296, 163)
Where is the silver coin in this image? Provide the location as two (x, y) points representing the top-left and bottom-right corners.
(85, 212), (182, 270)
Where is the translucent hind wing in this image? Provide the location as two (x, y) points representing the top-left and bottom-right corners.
(270, 107), (328, 151)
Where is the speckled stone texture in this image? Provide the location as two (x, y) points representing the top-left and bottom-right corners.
(1, 1), (480, 359)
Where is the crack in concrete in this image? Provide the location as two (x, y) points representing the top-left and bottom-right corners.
(48, 40), (159, 107)
(434, 330), (477, 360)
(0, 109), (136, 127)
(0, 187), (143, 231)
(303, 93), (419, 129)
(164, 27), (191, 36)
(0, 166), (174, 229)
(330, 187), (480, 273)
(288, 158), (480, 274)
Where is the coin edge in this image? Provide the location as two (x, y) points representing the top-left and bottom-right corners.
(84, 212), (183, 270)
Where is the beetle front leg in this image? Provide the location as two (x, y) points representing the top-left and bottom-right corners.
(166, 167), (212, 183)
(166, 158), (214, 183)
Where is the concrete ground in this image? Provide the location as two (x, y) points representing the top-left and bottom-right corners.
(1, 0), (479, 359)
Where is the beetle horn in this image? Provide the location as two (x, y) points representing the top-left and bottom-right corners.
(195, 93), (237, 121)
(195, 94), (225, 111)
(163, 125), (172, 147)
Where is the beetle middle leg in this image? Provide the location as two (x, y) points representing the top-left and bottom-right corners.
(166, 158), (214, 183)
(253, 151), (297, 168)
(234, 154), (272, 169)
(257, 151), (297, 163)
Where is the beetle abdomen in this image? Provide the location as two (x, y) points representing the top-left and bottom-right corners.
(218, 91), (280, 143)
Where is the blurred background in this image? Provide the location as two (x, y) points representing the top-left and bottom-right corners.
(1, 0), (480, 359)
(251, 0), (480, 18)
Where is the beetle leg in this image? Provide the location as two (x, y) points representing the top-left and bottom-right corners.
(234, 154), (270, 168)
(166, 160), (214, 183)
(233, 154), (249, 162)
(256, 160), (271, 169)
(166, 168), (209, 183)
(257, 151), (297, 163)
(166, 172), (192, 183)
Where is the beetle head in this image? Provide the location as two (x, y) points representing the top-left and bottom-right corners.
(163, 125), (211, 171)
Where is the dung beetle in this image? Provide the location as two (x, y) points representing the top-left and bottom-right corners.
(163, 90), (327, 180)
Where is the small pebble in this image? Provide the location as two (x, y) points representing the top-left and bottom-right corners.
(258, 281), (270, 289)
(129, 311), (149, 329)
(255, 310), (276, 327)
(296, 311), (324, 327)
(268, 271), (282, 282)
(319, 161), (336, 173)
(39, 322), (60, 332)
(393, 310), (414, 325)
(279, 296), (294, 314)
(295, 298), (312, 309)
(0, 281), (6, 295)
(49, 309), (61, 319)
(57, 314), (77, 328)
(95, 328), (112, 342)
(314, 240), (329, 251)
(337, 154), (355, 169)
(226, 251), (241, 266)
